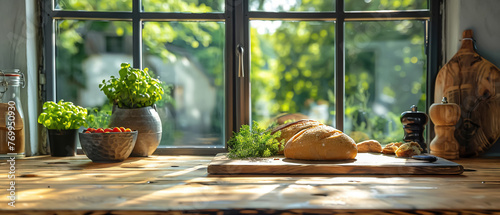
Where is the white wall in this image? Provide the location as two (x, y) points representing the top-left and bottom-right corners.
(0, 0), (40, 156)
(444, 0), (500, 156)
(444, 0), (500, 66)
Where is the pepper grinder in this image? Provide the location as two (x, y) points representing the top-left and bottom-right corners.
(400, 105), (428, 153)
(429, 97), (461, 159)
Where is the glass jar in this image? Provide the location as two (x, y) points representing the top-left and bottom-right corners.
(0, 69), (25, 157)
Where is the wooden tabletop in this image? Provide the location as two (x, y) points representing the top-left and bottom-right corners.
(1, 155), (500, 214)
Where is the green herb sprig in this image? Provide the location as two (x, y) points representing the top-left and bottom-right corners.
(227, 121), (284, 158)
(99, 63), (165, 108)
(37, 100), (88, 130)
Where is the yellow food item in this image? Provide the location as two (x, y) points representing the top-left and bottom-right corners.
(284, 124), (358, 160)
(395, 142), (423, 157)
(382, 142), (403, 154)
(271, 119), (321, 154)
(357, 140), (383, 153)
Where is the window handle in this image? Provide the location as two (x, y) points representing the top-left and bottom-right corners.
(237, 44), (244, 78)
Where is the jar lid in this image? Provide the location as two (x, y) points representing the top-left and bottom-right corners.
(0, 69), (20, 73)
(0, 69), (25, 88)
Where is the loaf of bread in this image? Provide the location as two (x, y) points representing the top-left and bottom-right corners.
(283, 124), (358, 160)
(271, 119), (322, 154)
(357, 140), (383, 153)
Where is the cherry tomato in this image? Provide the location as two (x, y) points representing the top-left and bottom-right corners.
(104, 128), (113, 133)
(119, 127), (126, 132)
(95, 128), (104, 133)
(112, 127), (122, 132)
(124, 128), (132, 132)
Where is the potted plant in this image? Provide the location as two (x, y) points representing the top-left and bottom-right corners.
(37, 100), (87, 156)
(99, 63), (165, 157)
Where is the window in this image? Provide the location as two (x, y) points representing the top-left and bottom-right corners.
(42, 0), (441, 154)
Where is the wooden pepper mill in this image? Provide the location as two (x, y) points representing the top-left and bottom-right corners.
(429, 97), (461, 159)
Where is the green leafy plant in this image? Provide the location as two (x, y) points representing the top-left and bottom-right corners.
(86, 106), (112, 129)
(99, 63), (165, 108)
(227, 121), (284, 158)
(37, 100), (88, 130)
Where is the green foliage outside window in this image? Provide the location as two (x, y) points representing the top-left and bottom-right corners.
(54, 0), (428, 146)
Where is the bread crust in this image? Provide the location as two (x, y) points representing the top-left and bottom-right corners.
(271, 119), (322, 154)
(357, 140), (383, 153)
(284, 125), (358, 160)
(382, 142), (403, 154)
(395, 142), (423, 157)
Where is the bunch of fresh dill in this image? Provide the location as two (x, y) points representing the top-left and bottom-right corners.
(227, 121), (284, 158)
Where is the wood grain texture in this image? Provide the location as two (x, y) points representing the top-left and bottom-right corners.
(208, 153), (464, 175)
(429, 102), (461, 159)
(1, 155), (499, 214)
(434, 29), (500, 157)
(1, 209), (500, 215)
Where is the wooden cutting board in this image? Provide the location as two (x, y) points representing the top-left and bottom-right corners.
(207, 153), (464, 175)
(434, 29), (500, 157)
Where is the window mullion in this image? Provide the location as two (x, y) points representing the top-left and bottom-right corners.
(225, 0), (236, 146)
(335, 0), (345, 131)
(42, 0), (55, 102)
(233, 0), (250, 132)
(427, 0), (443, 145)
(248, 11), (337, 20)
(132, 0), (142, 69)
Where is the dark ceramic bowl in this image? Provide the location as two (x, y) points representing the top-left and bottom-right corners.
(79, 131), (138, 162)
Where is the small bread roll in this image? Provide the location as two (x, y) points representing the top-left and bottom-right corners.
(395, 142), (423, 157)
(271, 119), (322, 154)
(357, 140), (383, 153)
(382, 142), (403, 154)
(284, 125), (358, 160)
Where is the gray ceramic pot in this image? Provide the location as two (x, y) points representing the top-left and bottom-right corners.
(109, 105), (162, 157)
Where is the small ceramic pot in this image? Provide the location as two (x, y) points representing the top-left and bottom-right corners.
(48, 129), (78, 157)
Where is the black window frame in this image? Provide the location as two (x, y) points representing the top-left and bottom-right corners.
(41, 0), (442, 155)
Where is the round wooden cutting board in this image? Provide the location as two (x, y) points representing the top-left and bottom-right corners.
(434, 30), (500, 157)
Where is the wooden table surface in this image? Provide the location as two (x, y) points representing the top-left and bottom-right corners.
(1, 155), (500, 214)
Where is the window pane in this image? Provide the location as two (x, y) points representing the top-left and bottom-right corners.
(251, 21), (335, 128)
(344, 20), (426, 144)
(143, 0), (224, 12)
(345, 0), (428, 11)
(55, 20), (132, 147)
(55, 0), (132, 12)
(142, 21), (225, 147)
(249, 0), (335, 12)
(56, 20), (132, 107)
